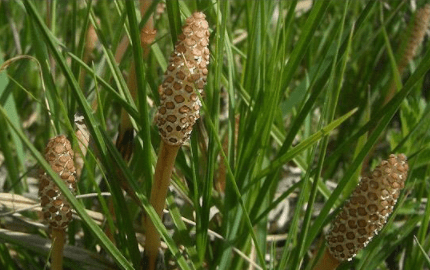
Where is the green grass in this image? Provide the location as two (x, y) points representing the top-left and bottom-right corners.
(1, 1), (430, 269)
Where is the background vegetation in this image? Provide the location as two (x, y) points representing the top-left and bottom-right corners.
(1, 0), (430, 269)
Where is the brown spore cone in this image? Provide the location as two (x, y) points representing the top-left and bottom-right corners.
(39, 135), (77, 229)
(155, 12), (210, 146)
(326, 154), (408, 261)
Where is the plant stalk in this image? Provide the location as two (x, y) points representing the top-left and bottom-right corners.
(312, 248), (341, 270)
(144, 140), (180, 270)
(51, 228), (65, 270)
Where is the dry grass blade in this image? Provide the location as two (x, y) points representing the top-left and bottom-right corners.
(0, 193), (106, 225)
(0, 229), (116, 270)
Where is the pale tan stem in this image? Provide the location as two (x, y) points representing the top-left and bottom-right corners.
(363, 5), (430, 173)
(116, 0), (156, 161)
(79, 22), (98, 94)
(116, 62), (137, 162)
(51, 228), (65, 270)
(312, 248), (341, 270)
(140, 0), (154, 30)
(144, 141), (180, 270)
(140, 0), (156, 57)
(115, 36), (130, 64)
(127, 62), (138, 100)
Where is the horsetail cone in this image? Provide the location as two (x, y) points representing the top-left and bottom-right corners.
(39, 135), (77, 229)
(398, 4), (430, 74)
(326, 154), (408, 262)
(155, 12), (210, 146)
